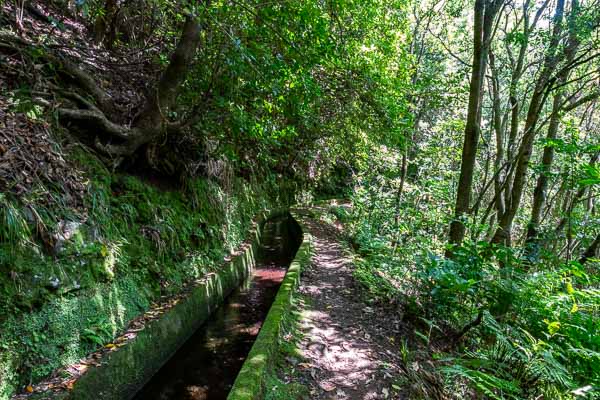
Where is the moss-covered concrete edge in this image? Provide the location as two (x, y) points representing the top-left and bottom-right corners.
(227, 210), (311, 400)
(17, 209), (289, 400)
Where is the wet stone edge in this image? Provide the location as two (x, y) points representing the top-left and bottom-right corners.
(227, 210), (311, 400)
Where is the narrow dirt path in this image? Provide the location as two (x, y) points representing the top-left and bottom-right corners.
(285, 211), (406, 400)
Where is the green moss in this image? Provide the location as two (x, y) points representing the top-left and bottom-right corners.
(0, 275), (150, 386)
(263, 294), (310, 400)
(228, 214), (311, 400)
(0, 146), (294, 398)
(59, 227), (264, 400)
(264, 374), (308, 400)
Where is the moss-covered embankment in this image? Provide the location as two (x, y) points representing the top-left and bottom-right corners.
(227, 210), (311, 400)
(17, 211), (300, 400)
(0, 147), (296, 399)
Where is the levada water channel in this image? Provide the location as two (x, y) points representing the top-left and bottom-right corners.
(132, 213), (302, 400)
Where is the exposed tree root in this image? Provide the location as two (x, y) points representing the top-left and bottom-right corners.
(53, 55), (116, 115)
(1, 11), (203, 162)
(57, 108), (132, 139)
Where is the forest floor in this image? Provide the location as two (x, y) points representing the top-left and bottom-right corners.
(276, 209), (411, 400)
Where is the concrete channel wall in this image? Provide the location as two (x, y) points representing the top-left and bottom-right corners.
(21, 209), (301, 400)
(227, 210), (311, 400)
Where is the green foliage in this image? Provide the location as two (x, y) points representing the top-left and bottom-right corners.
(441, 320), (576, 399)
(0, 194), (30, 248)
(264, 374), (308, 400)
(81, 317), (114, 347)
(344, 144), (599, 398)
(348, 212), (599, 398)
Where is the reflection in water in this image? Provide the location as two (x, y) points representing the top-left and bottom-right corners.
(133, 215), (299, 400)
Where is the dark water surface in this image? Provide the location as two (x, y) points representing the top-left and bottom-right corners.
(133, 215), (300, 400)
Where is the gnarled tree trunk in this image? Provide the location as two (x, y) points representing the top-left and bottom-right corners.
(58, 11), (205, 159)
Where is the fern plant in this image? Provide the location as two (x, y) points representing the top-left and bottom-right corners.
(441, 318), (575, 399)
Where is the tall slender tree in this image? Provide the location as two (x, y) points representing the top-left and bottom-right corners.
(492, 0), (567, 245)
(526, 0), (581, 250)
(448, 0), (504, 253)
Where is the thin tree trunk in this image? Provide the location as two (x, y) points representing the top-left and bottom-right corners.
(489, 52), (506, 219)
(94, 0), (117, 44)
(526, 0), (581, 249)
(448, 0), (502, 253)
(502, 5), (531, 215)
(525, 92), (563, 244)
(393, 148), (408, 239)
(492, 0), (566, 245)
(555, 152), (600, 236)
(473, 144), (492, 221)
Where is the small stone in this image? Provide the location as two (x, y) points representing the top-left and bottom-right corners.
(53, 220), (82, 252)
(47, 277), (60, 290)
(285, 356), (299, 365)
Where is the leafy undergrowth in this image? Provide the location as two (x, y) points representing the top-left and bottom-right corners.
(324, 203), (599, 400)
(0, 142), (293, 397)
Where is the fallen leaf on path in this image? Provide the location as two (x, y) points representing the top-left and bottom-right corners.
(319, 381), (336, 392)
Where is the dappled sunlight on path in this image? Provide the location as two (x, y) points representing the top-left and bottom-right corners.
(292, 216), (405, 400)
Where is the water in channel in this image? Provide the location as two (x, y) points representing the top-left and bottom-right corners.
(133, 214), (301, 400)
